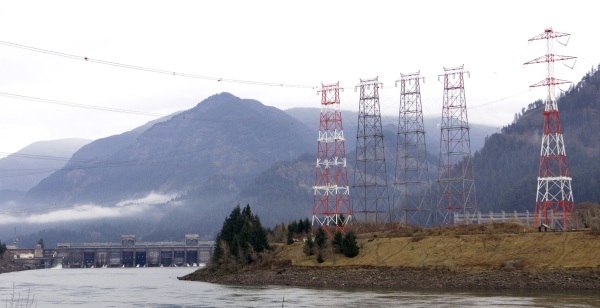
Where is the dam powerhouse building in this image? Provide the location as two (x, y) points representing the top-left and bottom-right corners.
(12, 234), (215, 268)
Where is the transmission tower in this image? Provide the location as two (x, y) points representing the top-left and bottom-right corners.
(524, 28), (576, 230)
(436, 65), (477, 225)
(393, 71), (432, 226)
(353, 77), (391, 228)
(312, 82), (352, 233)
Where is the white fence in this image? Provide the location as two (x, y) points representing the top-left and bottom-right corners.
(454, 210), (568, 229)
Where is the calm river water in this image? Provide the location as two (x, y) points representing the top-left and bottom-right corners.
(0, 267), (598, 307)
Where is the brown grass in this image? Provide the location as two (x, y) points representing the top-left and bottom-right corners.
(274, 223), (600, 271)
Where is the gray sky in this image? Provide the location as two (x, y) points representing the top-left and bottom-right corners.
(1, 0), (598, 156)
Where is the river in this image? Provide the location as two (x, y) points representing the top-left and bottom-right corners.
(0, 267), (598, 307)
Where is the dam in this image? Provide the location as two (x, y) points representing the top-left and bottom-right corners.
(52, 234), (214, 268)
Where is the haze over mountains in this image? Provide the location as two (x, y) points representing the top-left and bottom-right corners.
(3, 65), (600, 247)
(0, 138), (91, 204)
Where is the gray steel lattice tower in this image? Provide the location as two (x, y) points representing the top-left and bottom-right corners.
(394, 71), (432, 226)
(436, 66), (477, 225)
(353, 77), (391, 227)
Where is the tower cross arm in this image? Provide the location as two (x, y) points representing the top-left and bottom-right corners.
(529, 77), (572, 88)
(528, 29), (570, 42)
(524, 54), (577, 66)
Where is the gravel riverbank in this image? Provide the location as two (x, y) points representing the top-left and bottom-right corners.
(181, 265), (600, 290)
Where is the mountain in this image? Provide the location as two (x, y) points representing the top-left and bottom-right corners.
(12, 92), (498, 245)
(27, 93), (314, 205)
(0, 138), (91, 204)
(13, 67), (600, 247)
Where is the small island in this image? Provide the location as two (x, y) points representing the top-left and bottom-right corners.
(180, 206), (600, 290)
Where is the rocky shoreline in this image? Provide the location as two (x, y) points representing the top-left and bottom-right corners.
(0, 254), (26, 275)
(182, 265), (600, 290)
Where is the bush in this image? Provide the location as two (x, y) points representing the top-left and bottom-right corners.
(331, 231), (343, 254)
(342, 231), (359, 258)
(576, 202), (600, 231)
(316, 253), (324, 263)
(303, 237), (314, 256)
(314, 227), (327, 250)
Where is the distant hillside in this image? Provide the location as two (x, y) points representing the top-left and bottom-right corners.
(0, 138), (90, 197)
(285, 107), (497, 155)
(27, 93), (314, 205)
(474, 65), (600, 212)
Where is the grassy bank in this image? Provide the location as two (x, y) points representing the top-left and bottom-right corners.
(278, 227), (600, 270)
(181, 223), (600, 289)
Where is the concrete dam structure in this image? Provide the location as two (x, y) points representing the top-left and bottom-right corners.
(54, 234), (214, 268)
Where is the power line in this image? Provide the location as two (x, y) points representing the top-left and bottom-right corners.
(0, 92), (165, 117)
(0, 40), (317, 89)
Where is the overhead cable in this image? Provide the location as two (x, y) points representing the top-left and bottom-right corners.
(0, 40), (317, 89)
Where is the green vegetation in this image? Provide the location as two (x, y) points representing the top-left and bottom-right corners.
(314, 227), (327, 263)
(0, 240), (6, 255)
(210, 204), (270, 272)
(303, 236), (314, 256)
(331, 231), (343, 253)
(341, 231), (359, 258)
(300, 227), (360, 261)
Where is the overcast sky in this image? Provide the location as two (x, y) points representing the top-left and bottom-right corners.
(0, 0), (598, 156)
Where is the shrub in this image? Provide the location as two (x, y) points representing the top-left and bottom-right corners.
(286, 231), (294, 245)
(314, 227), (327, 249)
(576, 202), (600, 231)
(303, 237), (314, 256)
(331, 231), (343, 254)
(342, 231), (359, 258)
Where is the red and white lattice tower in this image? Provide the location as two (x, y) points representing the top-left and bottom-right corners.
(436, 66), (477, 225)
(524, 28), (576, 230)
(313, 82), (352, 233)
(394, 71), (432, 226)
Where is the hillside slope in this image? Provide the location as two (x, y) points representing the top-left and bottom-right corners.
(281, 230), (600, 270)
(0, 138), (90, 192)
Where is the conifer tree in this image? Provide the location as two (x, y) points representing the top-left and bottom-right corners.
(314, 227), (327, 250)
(211, 204), (270, 265)
(342, 231), (359, 258)
(303, 236), (314, 256)
(331, 231), (343, 254)
(303, 218), (311, 233)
